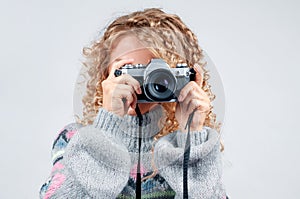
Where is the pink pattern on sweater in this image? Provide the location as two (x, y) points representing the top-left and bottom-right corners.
(130, 163), (147, 181)
(51, 162), (64, 173)
(66, 130), (76, 139)
(44, 173), (66, 199)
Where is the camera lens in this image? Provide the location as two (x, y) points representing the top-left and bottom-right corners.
(144, 69), (176, 101)
(154, 78), (169, 93)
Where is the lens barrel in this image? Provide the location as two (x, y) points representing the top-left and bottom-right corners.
(144, 69), (176, 101)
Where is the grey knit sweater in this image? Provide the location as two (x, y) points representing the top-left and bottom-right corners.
(40, 105), (226, 199)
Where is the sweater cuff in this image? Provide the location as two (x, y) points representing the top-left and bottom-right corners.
(176, 126), (210, 148)
(93, 108), (124, 137)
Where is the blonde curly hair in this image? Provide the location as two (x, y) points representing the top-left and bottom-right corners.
(76, 8), (222, 149)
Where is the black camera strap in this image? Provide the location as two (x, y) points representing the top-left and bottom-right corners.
(183, 110), (196, 199)
(135, 104), (143, 199)
(135, 104), (195, 199)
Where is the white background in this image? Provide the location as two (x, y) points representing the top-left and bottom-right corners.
(0, 0), (299, 198)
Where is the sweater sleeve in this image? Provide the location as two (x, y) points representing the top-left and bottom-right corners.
(39, 109), (132, 199)
(39, 123), (82, 199)
(153, 127), (226, 199)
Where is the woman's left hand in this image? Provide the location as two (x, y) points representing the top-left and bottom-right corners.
(175, 64), (211, 132)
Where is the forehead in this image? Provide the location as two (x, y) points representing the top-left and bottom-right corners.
(110, 35), (154, 64)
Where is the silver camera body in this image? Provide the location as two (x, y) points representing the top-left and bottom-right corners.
(114, 58), (195, 103)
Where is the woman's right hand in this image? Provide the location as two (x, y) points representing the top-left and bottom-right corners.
(101, 58), (142, 117)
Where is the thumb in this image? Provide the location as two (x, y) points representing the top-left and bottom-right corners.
(193, 63), (205, 87)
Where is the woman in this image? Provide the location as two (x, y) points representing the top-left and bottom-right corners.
(40, 8), (227, 199)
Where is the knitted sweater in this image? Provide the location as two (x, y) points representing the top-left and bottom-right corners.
(40, 105), (226, 199)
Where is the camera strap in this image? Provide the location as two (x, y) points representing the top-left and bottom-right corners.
(135, 104), (194, 199)
(183, 109), (196, 199)
(135, 104), (143, 199)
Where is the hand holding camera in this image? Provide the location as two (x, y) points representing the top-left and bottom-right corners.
(114, 58), (196, 103)
(175, 62), (211, 132)
(102, 58), (210, 130)
(101, 58), (142, 117)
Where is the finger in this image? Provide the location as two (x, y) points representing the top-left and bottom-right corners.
(183, 87), (210, 105)
(120, 84), (138, 109)
(107, 58), (134, 79)
(113, 74), (142, 94)
(131, 91), (137, 109)
(175, 102), (188, 129)
(193, 63), (205, 87)
(186, 98), (210, 115)
(113, 85), (136, 106)
(197, 86), (210, 102)
(178, 81), (201, 102)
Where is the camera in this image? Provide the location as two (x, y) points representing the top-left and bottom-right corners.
(114, 58), (196, 103)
